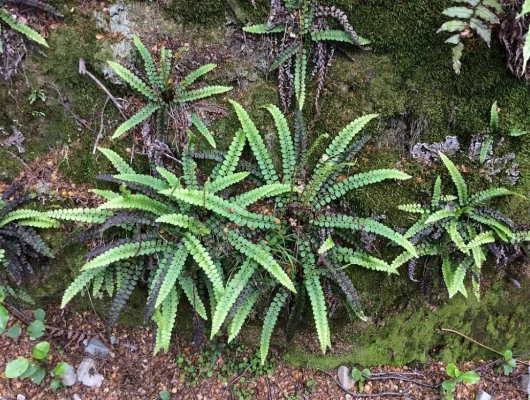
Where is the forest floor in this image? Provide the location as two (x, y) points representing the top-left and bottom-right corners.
(0, 305), (528, 400)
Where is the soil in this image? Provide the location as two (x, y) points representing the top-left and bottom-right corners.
(0, 304), (528, 400)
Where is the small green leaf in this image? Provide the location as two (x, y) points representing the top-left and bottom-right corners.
(0, 305), (8, 334)
(5, 357), (30, 378)
(33, 341), (51, 361)
(437, 20), (467, 33)
(50, 378), (62, 390)
(504, 349), (513, 360)
(446, 363), (458, 377)
(442, 6), (474, 19)
(27, 320), (45, 339)
(7, 324), (21, 339)
(160, 391), (171, 400)
(31, 366), (46, 385)
(362, 368), (372, 377)
(34, 309), (45, 322)
(351, 368), (362, 380)
(52, 362), (70, 377)
(460, 371), (480, 384)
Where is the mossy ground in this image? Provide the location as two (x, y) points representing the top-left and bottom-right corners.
(2, 0), (530, 369)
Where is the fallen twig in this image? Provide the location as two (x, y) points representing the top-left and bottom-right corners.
(223, 365), (250, 398)
(317, 368), (411, 398)
(365, 374), (440, 389)
(441, 328), (530, 367)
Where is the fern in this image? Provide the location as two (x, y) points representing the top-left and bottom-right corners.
(133, 35), (161, 88)
(260, 291), (288, 364)
(177, 86), (231, 103)
(153, 285), (180, 354)
(180, 64), (217, 89)
(214, 129), (247, 180)
(108, 61), (157, 100)
(263, 104), (296, 179)
(227, 290), (260, 343)
(61, 267), (105, 308)
(183, 233), (224, 295)
(191, 113), (216, 148)
(209, 172), (250, 194)
(305, 274), (331, 353)
(294, 48), (307, 110)
(112, 104), (160, 139)
(97, 147), (135, 174)
(45, 208), (113, 224)
(438, 152), (468, 205)
(178, 274), (208, 320)
(154, 246), (188, 309)
(242, 24), (284, 34)
(0, 9), (48, 50)
(324, 114), (379, 160)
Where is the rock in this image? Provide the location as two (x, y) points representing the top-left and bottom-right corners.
(85, 338), (111, 358)
(521, 374), (530, 394)
(73, 395), (82, 400)
(337, 366), (356, 390)
(60, 364), (77, 387)
(16, 395), (26, 400)
(476, 390), (492, 400)
(77, 358), (104, 388)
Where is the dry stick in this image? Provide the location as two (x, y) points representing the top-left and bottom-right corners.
(441, 328), (530, 367)
(78, 59), (127, 120)
(93, 97), (109, 154)
(223, 365), (250, 398)
(317, 369), (411, 398)
(365, 374), (440, 389)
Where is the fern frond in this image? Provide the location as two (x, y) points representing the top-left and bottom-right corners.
(262, 104), (296, 179)
(447, 220), (469, 254)
(97, 147), (136, 175)
(391, 244), (441, 270)
(180, 63), (217, 89)
(269, 43), (300, 71)
(156, 167), (181, 188)
(318, 237), (335, 254)
(442, 257), (468, 298)
(214, 129), (246, 180)
(114, 173), (168, 191)
(155, 214), (209, 235)
(324, 114), (379, 160)
(1, 210), (47, 227)
(81, 240), (167, 271)
(398, 204), (426, 214)
(294, 48), (307, 110)
(45, 208), (112, 224)
(61, 267), (105, 308)
(424, 209), (457, 225)
(209, 172), (250, 194)
(316, 169), (411, 208)
(360, 218), (417, 256)
(242, 24), (284, 34)
(163, 188), (279, 229)
(468, 213), (513, 241)
(305, 274), (331, 352)
(153, 285), (180, 354)
(438, 152), (468, 205)
(190, 113), (216, 148)
(234, 184), (292, 208)
(260, 291), (288, 364)
(182, 140), (200, 190)
(490, 101), (499, 131)
(0, 10), (48, 48)
(112, 103), (160, 139)
(466, 231), (495, 250)
(337, 248), (397, 274)
(178, 274), (208, 320)
(133, 35), (161, 88)
(227, 231), (295, 293)
(480, 135), (494, 164)
(99, 194), (175, 216)
(177, 86), (231, 103)
(229, 100), (279, 184)
(107, 61), (157, 101)
(466, 187), (513, 207)
(92, 189), (120, 200)
(183, 233), (224, 294)
(211, 260), (256, 337)
(431, 175), (442, 208)
(16, 217), (60, 228)
(155, 246), (189, 309)
(227, 290), (259, 343)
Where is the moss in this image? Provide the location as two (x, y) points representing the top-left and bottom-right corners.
(163, 0), (229, 24)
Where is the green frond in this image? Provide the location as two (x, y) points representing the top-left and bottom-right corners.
(226, 231), (296, 293)
(16, 217), (60, 228)
(479, 136), (494, 164)
(156, 167), (181, 188)
(391, 244), (441, 270)
(92, 189), (120, 200)
(153, 286), (180, 354)
(133, 35), (161, 88)
(397, 204), (426, 214)
(61, 267), (105, 308)
(209, 172), (250, 194)
(159, 47), (173, 85)
(294, 48), (307, 110)
(447, 220), (469, 254)
(211, 260), (256, 338)
(0, 9), (48, 48)
(312, 29), (353, 43)
(191, 113), (216, 148)
(45, 208), (113, 224)
(112, 103), (160, 139)
(442, 257), (468, 298)
(269, 43), (300, 72)
(302, 162), (342, 205)
(318, 237), (335, 254)
(359, 218), (417, 256)
(262, 104), (295, 179)
(182, 140), (200, 190)
(82, 240), (167, 271)
(114, 173), (168, 191)
(431, 175), (442, 208)
(438, 152), (468, 206)
(99, 194), (175, 216)
(180, 63), (217, 89)
(468, 213), (513, 242)
(97, 147), (136, 175)
(305, 274), (331, 353)
(403, 215), (430, 239)
(178, 275), (208, 320)
(466, 187), (513, 207)
(337, 248), (397, 274)
(234, 184), (292, 208)
(466, 231), (495, 250)
(155, 214), (209, 235)
(324, 114), (379, 160)
(1, 210), (48, 227)
(107, 61), (157, 101)
(228, 290), (259, 343)
(229, 100), (279, 184)
(424, 209), (457, 225)
(163, 188), (279, 229)
(183, 233), (224, 294)
(177, 86), (231, 103)
(242, 24), (284, 34)
(260, 291), (288, 364)
(214, 129), (246, 180)
(316, 169), (411, 208)
(155, 246), (189, 309)
(490, 101), (499, 131)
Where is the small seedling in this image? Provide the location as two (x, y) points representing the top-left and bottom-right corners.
(441, 363), (480, 400)
(496, 350), (516, 376)
(351, 367), (372, 393)
(159, 391), (171, 400)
